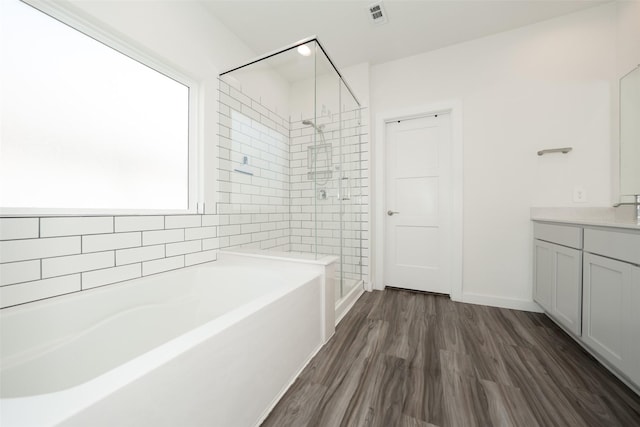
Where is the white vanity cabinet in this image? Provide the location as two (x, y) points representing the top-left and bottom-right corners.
(533, 222), (583, 336)
(533, 220), (640, 391)
(582, 229), (640, 386)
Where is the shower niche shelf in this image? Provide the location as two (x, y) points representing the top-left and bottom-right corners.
(307, 144), (332, 180)
(307, 170), (333, 180)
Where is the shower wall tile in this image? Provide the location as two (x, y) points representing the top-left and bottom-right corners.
(217, 78), (290, 253)
(0, 218), (39, 241)
(289, 107), (370, 285)
(40, 216), (113, 237)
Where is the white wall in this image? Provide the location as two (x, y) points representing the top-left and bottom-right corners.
(370, 3), (619, 307)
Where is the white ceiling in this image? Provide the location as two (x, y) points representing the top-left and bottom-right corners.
(203, 0), (607, 72)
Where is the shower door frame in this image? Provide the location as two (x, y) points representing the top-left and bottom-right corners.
(219, 35), (365, 301)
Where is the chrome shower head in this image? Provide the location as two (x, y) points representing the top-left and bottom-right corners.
(302, 119), (324, 132)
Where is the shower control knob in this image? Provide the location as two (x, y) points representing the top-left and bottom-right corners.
(387, 210), (400, 216)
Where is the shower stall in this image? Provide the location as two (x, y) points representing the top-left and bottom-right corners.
(217, 37), (366, 309)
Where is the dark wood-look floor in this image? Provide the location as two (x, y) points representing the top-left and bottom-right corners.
(262, 289), (640, 427)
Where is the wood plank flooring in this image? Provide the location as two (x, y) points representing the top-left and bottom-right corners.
(262, 288), (640, 427)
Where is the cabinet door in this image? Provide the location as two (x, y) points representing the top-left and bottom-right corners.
(582, 253), (639, 380)
(552, 245), (582, 336)
(629, 265), (640, 385)
(533, 240), (554, 313)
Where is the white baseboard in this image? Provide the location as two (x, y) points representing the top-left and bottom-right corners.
(460, 292), (544, 313)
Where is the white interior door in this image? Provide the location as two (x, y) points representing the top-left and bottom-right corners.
(384, 114), (452, 294)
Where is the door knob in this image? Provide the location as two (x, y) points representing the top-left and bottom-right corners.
(387, 210), (400, 216)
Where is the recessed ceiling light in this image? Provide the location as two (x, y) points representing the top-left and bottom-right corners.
(297, 44), (311, 56)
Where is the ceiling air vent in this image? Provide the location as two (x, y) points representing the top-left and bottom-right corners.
(368, 1), (388, 25)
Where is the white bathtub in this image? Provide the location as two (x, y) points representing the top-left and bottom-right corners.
(0, 256), (328, 426)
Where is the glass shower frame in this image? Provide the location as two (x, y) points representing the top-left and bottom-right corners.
(218, 36), (363, 302)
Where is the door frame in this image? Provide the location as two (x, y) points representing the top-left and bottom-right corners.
(373, 100), (463, 301)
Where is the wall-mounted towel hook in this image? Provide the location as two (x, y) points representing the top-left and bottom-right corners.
(537, 147), (572, 156)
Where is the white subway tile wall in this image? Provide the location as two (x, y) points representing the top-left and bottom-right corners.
(218, 78), (370, 287)
(0, 215), (220, 308)
(289, 109), (370, 287)
(217, 79), (291, 252)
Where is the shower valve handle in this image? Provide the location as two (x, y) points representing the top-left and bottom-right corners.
(387, 210), (400, 216)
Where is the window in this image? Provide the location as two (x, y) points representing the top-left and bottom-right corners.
(0, 0), (196, 213)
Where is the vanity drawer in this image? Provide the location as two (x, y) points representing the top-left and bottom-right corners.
(534, 222), (583, 249)
(584, 228), (640, 265)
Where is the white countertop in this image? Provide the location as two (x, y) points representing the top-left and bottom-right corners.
(531, 207), (640, 230)
(531, 217), (640, 230)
